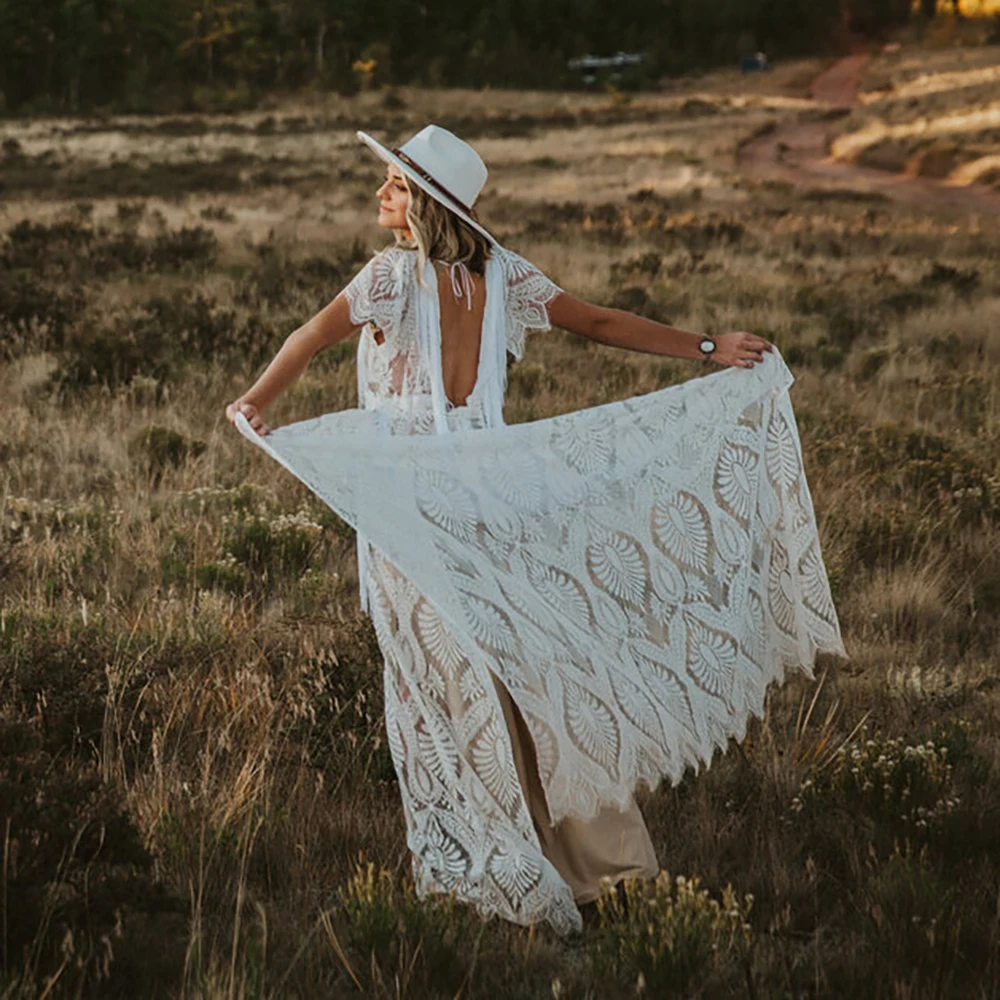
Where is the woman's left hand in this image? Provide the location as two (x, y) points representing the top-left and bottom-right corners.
(711, 332), (774, 369)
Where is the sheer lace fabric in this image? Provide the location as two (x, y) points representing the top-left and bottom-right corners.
(236, 246), (845, 936)
(346, 245), (557, 427)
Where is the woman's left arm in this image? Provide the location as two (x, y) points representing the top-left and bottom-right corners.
(545, 292), (772, 369)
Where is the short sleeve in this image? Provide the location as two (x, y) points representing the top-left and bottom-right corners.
(498, 248), (562, 360)
(343, 247), (412, 344)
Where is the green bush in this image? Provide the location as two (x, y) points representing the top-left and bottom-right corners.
(53, 292), (245, 391)
(0, 719), (178, 998)
(589, 873), (752, 996)
(792, 729), (960, 838)
(195, 557), (247, 593)
(1, 219), (217, 277)
(1, 219), (93, 273)
(222, 509), (325, 582)
(148, 225), (218, 270)
(862, 849), (967, 996)
(236, 235), (367, 309)
(920, 262), (979, 297)
(129, 425), (206, 480)
(334, 861), (478, 996)
(857, 345), (891, 380)
(0, 272), (84, 358)
(0, 616), (190, 997)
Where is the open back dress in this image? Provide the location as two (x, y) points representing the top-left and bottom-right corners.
(235, 244), (846, 935)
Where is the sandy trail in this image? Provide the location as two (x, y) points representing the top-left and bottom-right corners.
(738, 54), (1000, 217)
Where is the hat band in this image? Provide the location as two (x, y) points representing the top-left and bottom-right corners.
(392, 148), (480, 221)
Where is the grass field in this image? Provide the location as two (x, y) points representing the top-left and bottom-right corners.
(2, 46), (1000, 999)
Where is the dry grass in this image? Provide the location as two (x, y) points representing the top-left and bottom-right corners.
(832, 38), (1000, 186)
(2, 63), (1000, 999)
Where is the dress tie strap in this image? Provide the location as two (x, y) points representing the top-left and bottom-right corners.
(447, 261), (475, 311)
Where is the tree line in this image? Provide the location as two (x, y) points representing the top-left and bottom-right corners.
(0, 0), (926, 114)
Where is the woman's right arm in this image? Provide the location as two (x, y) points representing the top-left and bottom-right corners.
(545, 292), (771, 368)
(225, 293), (360, 434)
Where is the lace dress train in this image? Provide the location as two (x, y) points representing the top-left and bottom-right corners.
(235, 245), (846, 934)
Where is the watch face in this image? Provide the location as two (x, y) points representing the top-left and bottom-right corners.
(699, 338), (716, 354)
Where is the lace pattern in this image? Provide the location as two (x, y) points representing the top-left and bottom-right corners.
(344, 246), (562, 396)
(496, 247), (562, 359)
(235, 345), (845, 936)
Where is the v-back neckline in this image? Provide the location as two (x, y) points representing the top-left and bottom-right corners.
(433, 261), (487, 409)
(412, 252), (507, 432)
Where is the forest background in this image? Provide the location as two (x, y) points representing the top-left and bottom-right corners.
(0, 0), (986, 114)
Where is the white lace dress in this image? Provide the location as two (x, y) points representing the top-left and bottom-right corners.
(236, 244), (846, 935)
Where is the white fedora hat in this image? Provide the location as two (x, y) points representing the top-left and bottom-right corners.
(357, 125), (497, 245)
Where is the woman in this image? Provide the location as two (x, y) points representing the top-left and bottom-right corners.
(226, 125), (845, 935)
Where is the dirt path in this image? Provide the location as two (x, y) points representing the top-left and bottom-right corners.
(738, 54), (1000, 217)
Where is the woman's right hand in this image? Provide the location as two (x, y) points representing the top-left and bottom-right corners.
(225, 398), (270, 436)
(711, 332), (773, 369)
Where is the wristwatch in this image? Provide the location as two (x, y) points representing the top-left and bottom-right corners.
(698, 336), (717, 359)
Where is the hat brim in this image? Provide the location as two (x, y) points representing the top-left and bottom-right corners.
(357, 130), (498, 246)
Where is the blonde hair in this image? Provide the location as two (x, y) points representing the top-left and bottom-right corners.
(395, 177), (492, 277)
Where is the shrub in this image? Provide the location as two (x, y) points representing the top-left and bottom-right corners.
(662, 215), (746, 252)
(882, 288), (935, 316)
(144, 292), (240, 359)
(610, 251), (663, 278)
(589, 873), (752, 997)
(1, 218), (93, 273)
(0, 718), (180, 998)
(0, 616), (189, 996)
(129, 425), (206, 480)
(116, 200), (146, 226)
(925, 331), (962, 366)
(178, 484), (264, 516)
(608, 285), (650, 313)
(920, 262), (979, 297)
(862, 849), (966, 996)
(222, 509), (325, 582)
(195, 556), (248, 593)
(334, 861), (477, 996)
(508, 362), (556, 399)
(792, 729), (960, 838)
(1, 218), (217, 278)
(237, 236), (366, 310)
(200, 204), (235, 222)
(817, 344), (845, 370)
(856, 345), (890, 380)
(148, 225), (218, 270)
(827, 301), (876, 351)
(850, 423), (1000, 523)
(973, 569), (1000, 616)
(53, 319), (167, 391)
(4, 495), (122, 546)
(851, 507), (926, 571)
(0, 270), (84, 358)
(53, 292), (244, 391)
